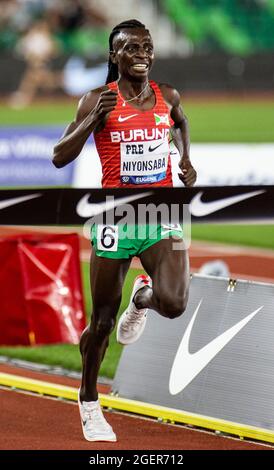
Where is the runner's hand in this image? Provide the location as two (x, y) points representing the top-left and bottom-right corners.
(178, 159), (197, 187)
(93, 89), (118, 121)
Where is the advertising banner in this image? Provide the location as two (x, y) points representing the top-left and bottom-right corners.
(113, 275), (274, 431)
(1, 128), (273, 188)
(0, 127), (74, 186)
(72, 142), (274, 188)
(0, 186), (273, 225)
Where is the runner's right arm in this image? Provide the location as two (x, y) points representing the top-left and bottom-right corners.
(52, 88), (117, 168)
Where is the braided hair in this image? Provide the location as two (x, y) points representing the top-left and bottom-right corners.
(106, 19), (146, 84)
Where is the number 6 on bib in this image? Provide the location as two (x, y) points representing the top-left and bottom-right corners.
(97, 225), (119, 251)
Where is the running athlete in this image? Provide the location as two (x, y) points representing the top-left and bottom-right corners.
(53, 19), (196, 442)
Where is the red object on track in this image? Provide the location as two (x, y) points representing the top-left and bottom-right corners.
(0, 233), (86, 345)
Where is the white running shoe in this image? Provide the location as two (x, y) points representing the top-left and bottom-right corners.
(78, 391), (117, 442)
(116, 274), (151, 345)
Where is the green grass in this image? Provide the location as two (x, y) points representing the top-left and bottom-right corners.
(0, 264), (144, 379)
(183, 101), (274, 142)
(0, 103), (76, 126)
(192, 224), (274, 250)
(0, 344), (81, 370)
(1, 100), (274, 142)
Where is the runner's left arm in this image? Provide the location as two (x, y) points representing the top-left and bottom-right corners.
(160, 84), (197, 187)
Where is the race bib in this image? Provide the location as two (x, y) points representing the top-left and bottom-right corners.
(120, 138), (169, 185)
(97, 225), (118, 251)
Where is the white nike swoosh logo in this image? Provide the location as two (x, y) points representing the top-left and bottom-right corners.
(76, 192), (153, 218)
(161, 224), (182, 236)
(0, 194), (41, 211)
(169, 300), (263, 395)
(118, 114), (138, 122)
(190, 190), (265, 217)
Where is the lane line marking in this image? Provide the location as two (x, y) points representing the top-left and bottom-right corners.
(1, 372), (273, 444)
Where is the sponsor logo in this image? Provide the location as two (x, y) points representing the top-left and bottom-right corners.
(190, 190), (265, 217)
(118, 114), (138, 122)
(76, 192), (153, 218)
(161, 223), (182, 236)
(169, 300), (263, 395)
(149, 142), (164, 152)
(0, 193), (41, 211)
(154, 113), (169, 126)
(124, 174), (166, 184)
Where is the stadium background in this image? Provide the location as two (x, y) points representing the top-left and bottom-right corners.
(0, 0), (274, 380)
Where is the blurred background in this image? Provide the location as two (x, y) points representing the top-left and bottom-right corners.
(1, 0), (274, 97)
(0, 1), (274, 374)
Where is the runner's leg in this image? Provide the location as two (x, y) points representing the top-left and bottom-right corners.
(137, 238), (189, 318)
(79, 251), (131, 401)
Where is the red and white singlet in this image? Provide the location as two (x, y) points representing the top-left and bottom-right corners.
(94, 80), (174, 188)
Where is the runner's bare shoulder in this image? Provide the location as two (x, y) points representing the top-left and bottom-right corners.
(76, 85), (109, 122)
(158, 83), (181, 109)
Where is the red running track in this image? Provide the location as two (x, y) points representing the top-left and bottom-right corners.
(0, 364), (272, 450)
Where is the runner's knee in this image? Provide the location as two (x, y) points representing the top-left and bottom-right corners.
(157, 293), (188, 319)
(94, 317), (115, 339)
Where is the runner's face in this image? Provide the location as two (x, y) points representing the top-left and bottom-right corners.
(112, 29), (154, 80)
